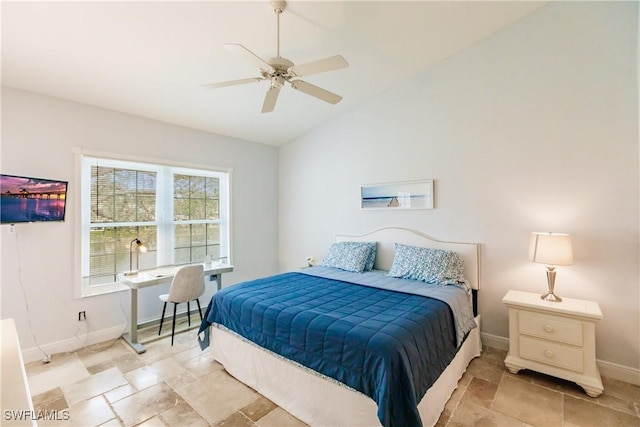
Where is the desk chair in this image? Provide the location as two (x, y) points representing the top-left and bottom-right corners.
(158, 264), (205, 345)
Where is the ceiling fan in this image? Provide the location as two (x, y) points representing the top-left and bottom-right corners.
(205, 0), (349, 113)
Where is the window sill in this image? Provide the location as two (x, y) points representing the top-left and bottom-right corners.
(81, 282), (129, 298)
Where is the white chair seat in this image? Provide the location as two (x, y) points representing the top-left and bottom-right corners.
(158, 265), (205, 345)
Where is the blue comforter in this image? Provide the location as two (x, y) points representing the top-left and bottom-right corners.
(198, 270), (469, 427)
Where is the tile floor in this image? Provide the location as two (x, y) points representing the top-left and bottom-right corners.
(25, 325), (640, 427)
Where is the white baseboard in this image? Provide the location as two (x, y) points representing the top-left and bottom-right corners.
(480, 332), (509, 351)
(597, 359), (640, 386)
(21, 324), (127, 364)
(480, 332), (640, 386)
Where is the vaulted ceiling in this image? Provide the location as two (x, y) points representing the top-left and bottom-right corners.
(2, 1), (547, 146)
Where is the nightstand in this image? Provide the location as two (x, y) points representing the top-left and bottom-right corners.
(502, 290), (603, 397)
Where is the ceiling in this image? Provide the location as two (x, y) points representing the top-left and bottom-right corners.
(2, 1), (547, 146)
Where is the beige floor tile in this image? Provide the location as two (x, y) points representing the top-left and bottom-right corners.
(98, 419), (123, 427)
(602, 376), (640, 403)
(527, 370), (593, 400)
(174, 369), (259, 425)
(464, 377), (498, 409)
(67, 395), (115, 427)
(434, 407), (452, 427)
(466, 356), (506, 385)
(159, 398), (209, 427)
(563, 394), (640, 427)
(598, 391), (640, 417)
(33, 415), (73, 427)
(164, 371), (198, 390)
(28, 356), (90, 396)
(62, 367), (128, 406)
(255, 407), (307, 427)
(445, 382), (469, 414)
(25, 352), (79, 377)
(136, 337), (195, 365)
(448, 399), (526, 427)
(182, 351), (224, 378)
(492, 375), (563, 426)
(480, 346), (508, 368)
(104, 384), (138, 404)
(241, 396), (278, 422)
(215, 411), (255, 427)
(134, 416), (166, 427)
(111, 382), (182, 426)
(77, 340), (132, 369)
(112, 352), (146, 374)
(32, 387), (66, 408)
(34, 394), (69, 413)
(87, 361), (116, 375)
(170, 346), (204, 364)
(125, 357), (186, 391)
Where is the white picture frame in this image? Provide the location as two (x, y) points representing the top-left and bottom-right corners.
(360, 179), (434, 210)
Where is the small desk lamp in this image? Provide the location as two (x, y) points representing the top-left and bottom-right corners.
(528, 232), (573, 302)
(124, 238), (147, 276)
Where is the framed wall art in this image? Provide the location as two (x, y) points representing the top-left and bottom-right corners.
(360, 179), (434, 210)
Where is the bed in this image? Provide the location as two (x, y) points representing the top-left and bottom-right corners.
(198, 227), (481, 427)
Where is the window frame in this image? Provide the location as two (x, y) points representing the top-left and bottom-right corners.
(74, 149), (232, 298)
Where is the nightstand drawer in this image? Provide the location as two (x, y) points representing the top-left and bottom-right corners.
(519, 335), (584, 372)
(518, 311), (583, 346)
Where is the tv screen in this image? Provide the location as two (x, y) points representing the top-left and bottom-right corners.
(0, 174), (68, 224)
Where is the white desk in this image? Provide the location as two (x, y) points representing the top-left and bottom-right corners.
(119, 262), (234, 353)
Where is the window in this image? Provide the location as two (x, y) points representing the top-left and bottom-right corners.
(79, 155), (230, 296)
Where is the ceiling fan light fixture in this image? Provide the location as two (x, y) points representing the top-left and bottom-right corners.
(271, 75), (285, 88)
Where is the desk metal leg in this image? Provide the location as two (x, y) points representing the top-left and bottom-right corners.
(123, 287), (146, 354)
(217, 274), (222, 291)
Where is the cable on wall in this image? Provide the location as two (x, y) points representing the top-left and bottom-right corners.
(12, 225), (51, 363)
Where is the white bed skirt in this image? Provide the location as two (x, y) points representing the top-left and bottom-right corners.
(209, 315), (482, 427)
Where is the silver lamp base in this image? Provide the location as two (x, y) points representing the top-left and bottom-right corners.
(541, 266), (562, 302)
(123, 270), (138, 276)
(540, 292), (562, 302)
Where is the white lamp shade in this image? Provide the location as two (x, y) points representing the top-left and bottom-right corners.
(528, 232), (573, 266)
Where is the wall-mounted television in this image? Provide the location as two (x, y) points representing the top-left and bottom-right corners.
(0, 174), (68, 224)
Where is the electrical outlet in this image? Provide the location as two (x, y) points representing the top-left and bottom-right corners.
(78, 311), (86, 321)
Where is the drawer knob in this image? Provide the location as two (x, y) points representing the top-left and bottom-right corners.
(544, 350), (555, 358)
(544, 325), (554, 333)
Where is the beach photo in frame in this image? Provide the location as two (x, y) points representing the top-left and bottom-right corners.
(360, 180), (434, 210)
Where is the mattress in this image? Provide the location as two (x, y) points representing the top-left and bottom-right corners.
(198, 267), (477, 427)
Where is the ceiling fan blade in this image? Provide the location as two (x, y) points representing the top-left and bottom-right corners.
(290, 80), (343, 105)
(224, 43), (275, 73)
(261, 86), (281, 113)
(203, 77), (264, 89)
(288, 55), (348, 77)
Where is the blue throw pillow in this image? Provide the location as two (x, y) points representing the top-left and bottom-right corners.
(321, 241), (376, 273)
(388, 243), (464, 284)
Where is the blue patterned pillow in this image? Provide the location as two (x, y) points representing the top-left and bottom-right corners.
(339, 241), (376, 271)
(321, 242), (375, 273)
(388, 243), (465, 284)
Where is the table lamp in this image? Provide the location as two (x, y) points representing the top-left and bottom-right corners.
(124, 238), (147, 276)
(528, 232), (573, 302)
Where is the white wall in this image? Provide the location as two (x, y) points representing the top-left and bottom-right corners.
(0, 87), (279, 360)
(279, 2), (639, 371)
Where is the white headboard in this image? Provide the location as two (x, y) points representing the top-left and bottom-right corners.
(336, 227), (480, 290)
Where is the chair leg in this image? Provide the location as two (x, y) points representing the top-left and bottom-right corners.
(159, 302), (167, 336)
(196, 299), (203, 321)
(187, 301), (191, 327)
(171, 303), (177, 346)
